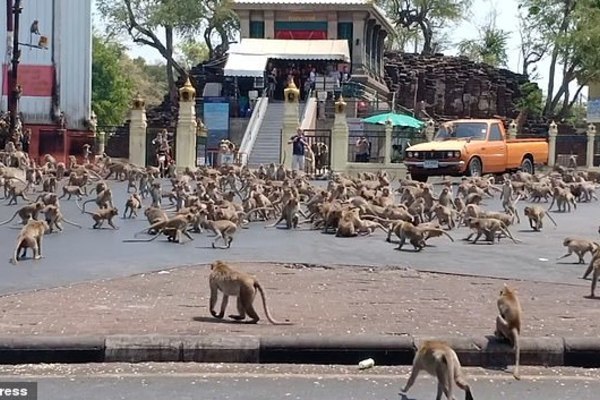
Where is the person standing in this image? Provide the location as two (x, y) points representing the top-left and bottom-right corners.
(288, 128), (308, 172)
(355, 136), (370, 162)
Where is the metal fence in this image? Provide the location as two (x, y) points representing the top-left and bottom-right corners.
(101, 125), (129, 159)
(303, 129), (331, 174)
(556, 134), (586, 167)
(348, 129), (386, 163)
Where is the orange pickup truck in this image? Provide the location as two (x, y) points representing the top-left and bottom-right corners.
(403, 119), (549, 182)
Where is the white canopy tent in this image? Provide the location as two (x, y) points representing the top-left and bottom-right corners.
(223, 39), (351, 77)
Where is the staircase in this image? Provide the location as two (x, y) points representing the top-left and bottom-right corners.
(247, 102), (286, 167)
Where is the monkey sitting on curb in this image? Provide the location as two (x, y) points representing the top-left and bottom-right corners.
(208, 260), (292, 325)
(401, 340), (474, 400)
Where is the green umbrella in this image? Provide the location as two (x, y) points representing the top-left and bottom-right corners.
(362, 112), (425, 129)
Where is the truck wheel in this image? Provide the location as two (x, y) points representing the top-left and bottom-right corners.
(520, 157), (534, 174)
(467, 157), (482, 177)
(410, 173), (428, 183)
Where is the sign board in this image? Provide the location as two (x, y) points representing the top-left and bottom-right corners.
(2, 65), (54, 97)
(203, 96), (230, 149)
(587, 98), (600, 123)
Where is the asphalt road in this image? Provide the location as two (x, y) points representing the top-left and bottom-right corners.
(0, 180), (597, 294)
(1, 363), (599, 400)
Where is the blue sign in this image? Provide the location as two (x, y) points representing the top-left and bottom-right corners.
(203, 97), (230, 148)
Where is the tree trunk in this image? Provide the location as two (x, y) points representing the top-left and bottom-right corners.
(204, 26), (215, 59)
(418, 20), (433, 55)
(543, 45), (559, 116)
(164, 25), (177, 104)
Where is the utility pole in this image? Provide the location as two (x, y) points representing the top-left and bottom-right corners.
(7, 0), (22, 139)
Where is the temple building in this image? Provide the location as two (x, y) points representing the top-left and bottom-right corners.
(227, 0), (393, 99)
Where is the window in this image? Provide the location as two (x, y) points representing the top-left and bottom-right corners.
(337, 22), (353, 63)
(250, 21), (265, 38)
(489, 124), (503, 141)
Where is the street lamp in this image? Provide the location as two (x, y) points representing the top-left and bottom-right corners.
(6, 0), (49, 140)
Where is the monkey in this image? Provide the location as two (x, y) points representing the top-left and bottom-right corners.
(42, 204), (82, 232)
(495, 284), (522, 380)
(195, 211), (237, 249)
(391, 220), (454, 251)
(6, 184), (31, 205)
(523, 205), (557, 231)
(582, 246), (600, 297)
(77, 188), (113, 213)
(59, 185), (86, 200)
(432, 204), (457, 230)
(29, 20), (40, 45)
(466, 217), (520, 245)
(557, 237), (598, 264)
(10, 220), (49, 265)
(464, 193), (482, 206)
(83, 207), (119, 230)
(0, 201), (44, 226)
(265, 197), (305, 229)
(437, 186), (456, 209)
(41, 175), (57, 193)
(401, 340), (474, 400)
(123, 193), (143, 219)
(144, 206), (168, 234)
(208, 260), (292, 325)
(548, 186), (577, 212)
(129, 214), (194, 244)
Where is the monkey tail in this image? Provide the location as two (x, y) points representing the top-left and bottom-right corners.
(0, 211), (19, 226)
(254, 282), (292, 325)
(545, 211), (558, 227)
(10, 238), (22, 265)
(512, 327), (521, 380)
(61, 217), (82, 229)
(76, 199), (90, 214)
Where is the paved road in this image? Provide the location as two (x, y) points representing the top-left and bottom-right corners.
(0, 181), (596, 294)
(1, 363), (599, 400)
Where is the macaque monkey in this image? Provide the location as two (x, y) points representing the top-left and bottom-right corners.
(59, 185), (86, 200)
(83, 207), (119, 229)
(201, 216), (238, 249)
(0, 201), (44, 226)
(10, 220), (49, 265)
(523, 205), (557, 231)
(42, 176), (57, 193)
(582, 246), (600, 298)
(265, 197), (305, 229)
(557, 237), (598, 264)
(123, 193), (143, 219)
(78, 188), (113, 212)
(6, 184), (31, 205)
(144, 206), (168, 234)
(495, 284), (522, 380)
(133, 214), (194, 244)
(208, 260), (292, 325)
(401, 340), (474, 400)
(389, 220), (454, 251)
(466, 217), (520, 245)
(42, 204), (82, 232)
(548, 186), (577, 212)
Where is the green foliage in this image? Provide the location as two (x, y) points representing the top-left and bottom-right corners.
(177, 39), (209, 69)
(516, 82), (543, 117)
(519, 0), (600, 116)
(377, 0), (472, 54)
(91, 34), (134, 126)
(458, 12), (510, 68)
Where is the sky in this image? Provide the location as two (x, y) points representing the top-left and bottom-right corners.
(91, 0), (587, 101)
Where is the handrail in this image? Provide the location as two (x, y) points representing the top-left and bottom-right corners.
(238, 95), (269, 166)
(300, 88), (313, 123)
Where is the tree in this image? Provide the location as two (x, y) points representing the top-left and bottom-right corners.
(520, 0), (600, 118)
(457, 11), (510, 67)
(514, 82), (543, 131)
(377, 0), (472, 55)
(91, 34), (134, 126)
(202, 0), (240, 59)
(96, 0), (238, 101)
(176, 39), (209, 69)
(517, 9), (549, 78)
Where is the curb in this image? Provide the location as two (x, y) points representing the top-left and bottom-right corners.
(0, 335), (598, 367)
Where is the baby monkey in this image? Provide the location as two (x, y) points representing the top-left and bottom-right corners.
(401, 340), (474, 400)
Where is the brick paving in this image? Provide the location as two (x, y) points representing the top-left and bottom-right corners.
(0, 263), (597, 337)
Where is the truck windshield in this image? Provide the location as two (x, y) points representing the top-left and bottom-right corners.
(434, 123), (488, 141)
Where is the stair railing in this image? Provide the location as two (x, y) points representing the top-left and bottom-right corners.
(238, 93), (269, 166)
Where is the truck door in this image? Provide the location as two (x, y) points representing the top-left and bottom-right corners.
(483, 123), (508, 173)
